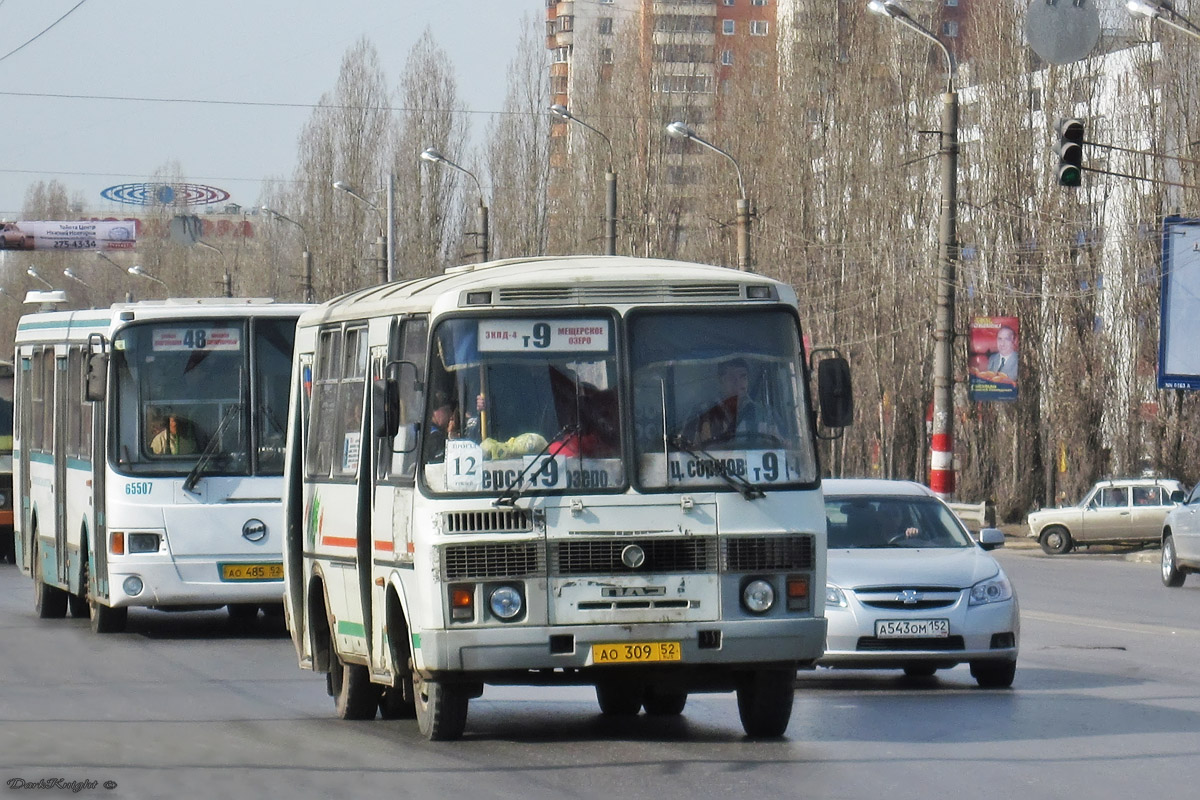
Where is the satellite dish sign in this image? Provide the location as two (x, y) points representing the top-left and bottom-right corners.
(1026, 0), (1102, 64)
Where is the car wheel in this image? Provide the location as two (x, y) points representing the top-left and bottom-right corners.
(1162, 535), (1186, 588)
(1039, 526), (1072, 555)
(970, 660), (1016, 688)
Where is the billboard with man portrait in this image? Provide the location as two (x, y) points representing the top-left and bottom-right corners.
(968, 316), (1019, 402)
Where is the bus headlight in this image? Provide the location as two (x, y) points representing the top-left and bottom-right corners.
(741, 578), (775, 614)
(123, 576), (144, 597)
(127, 533), (161, 553)
(488, 586), (523, 620)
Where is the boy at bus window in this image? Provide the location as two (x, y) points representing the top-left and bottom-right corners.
(151, 413), (199, 455)
(424, 398), (456, 463)
(684, 358), (781, 446)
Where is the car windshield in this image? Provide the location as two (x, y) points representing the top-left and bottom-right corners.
(824, 495), (974, 549)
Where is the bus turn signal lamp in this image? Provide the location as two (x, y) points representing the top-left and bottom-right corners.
(450, 586), (474, 621)
(111, 531), (125, 555)
(787, 575), (810, 612)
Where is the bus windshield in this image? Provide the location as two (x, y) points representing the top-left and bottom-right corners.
(111, 317), (295, 476)
(422, 315), (624, 495)
(630, 308), (818, 491)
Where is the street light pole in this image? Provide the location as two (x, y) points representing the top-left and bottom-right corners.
(261, 205), (313, 302)
(196, 239), (231, 297)
(550, 104), (617, 256)
(128, 265), (170, 296)
(420, 148), (490, 263)
(665, 121), (751, 271)
(1127, 0), (1200, 40)
(333, 177), (395, 283)
(26, 266), (53, 289)
(869, 0), (959, 500)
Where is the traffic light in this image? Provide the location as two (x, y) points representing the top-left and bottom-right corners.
(1055, 118), (1084, 187)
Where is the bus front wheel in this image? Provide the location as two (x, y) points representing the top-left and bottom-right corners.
(736, 669), (795, 738)
(33, 538), (67, 619)
(328, 651), (380, 720)
(414, 674), (470, 741)
(84, 557), (127, 634)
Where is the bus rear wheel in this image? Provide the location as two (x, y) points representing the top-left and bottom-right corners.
(642, 685), (688, 716)
(414, 674), (470, 741)
(736, 669), (795, 738)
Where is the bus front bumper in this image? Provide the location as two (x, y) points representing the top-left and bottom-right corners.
(414, 616), (827, 674)
(106, 556), (284, 608)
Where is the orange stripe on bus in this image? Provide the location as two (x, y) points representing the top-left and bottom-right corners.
(374, 540), (394, 552)
(320, 536), (357, 548)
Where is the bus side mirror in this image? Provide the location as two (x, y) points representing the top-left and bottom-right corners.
(817, 356), (853, 428)
(372, 378), (401, 438)
(85, 353), (108, 402)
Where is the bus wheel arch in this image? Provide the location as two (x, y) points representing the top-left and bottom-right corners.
(67, 525), (89, 618)
(32, 513), (67, 619)
(379, 584), (416, 719)
(306, 571), (332, 675)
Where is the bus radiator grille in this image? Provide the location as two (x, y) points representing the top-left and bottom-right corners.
(721, 535), (814, 572)
(443, 509), (534, 534)
(551, 538), (717, 576)
(442, 542), (545, 580)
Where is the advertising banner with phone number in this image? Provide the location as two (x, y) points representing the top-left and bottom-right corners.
(0, 220), (136, 251)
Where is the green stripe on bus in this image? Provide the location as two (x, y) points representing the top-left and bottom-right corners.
(67, 458), (91, 471)
(337, 620), (366, 638)
(16, 316), (111, 331)
(29, 451), (53, 465)
(412, 632), (421, 649)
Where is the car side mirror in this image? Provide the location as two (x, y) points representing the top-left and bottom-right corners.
(977, 528), (1005, 551)
(1170, 490), (1185, 504)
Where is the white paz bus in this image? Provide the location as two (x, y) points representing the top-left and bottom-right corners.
(14, 296), (309, 633)
(283, 256), (852, 739)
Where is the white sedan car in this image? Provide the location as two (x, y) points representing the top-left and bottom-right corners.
(820, 478), (1019, 687)
(1162, 483), (1200, 587)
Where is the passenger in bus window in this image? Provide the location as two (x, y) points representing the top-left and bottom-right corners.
(684, 358), (781, 447)
(150, 412), (199, 455)
(424, 398), (456, 462)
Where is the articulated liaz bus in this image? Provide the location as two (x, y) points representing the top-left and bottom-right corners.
(283, 256), (851, 739)
(14, 297), (309, 632)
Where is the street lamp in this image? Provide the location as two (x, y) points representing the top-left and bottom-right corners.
(665, 121), (752, 271)
(63, 268), (91, 289)
(869, 0), (959, 500)
(95, 250), (129, 276)
(262, 205), (313, 302)
(420, 148), (490, 263)
(194, 239), (232, 297)
(26, 266), (53, 289)
(128, 265), (170, 296)
(333, 176), (396, 283)
(1127, 0), (1200, 40)
(550, 103), (617, 256)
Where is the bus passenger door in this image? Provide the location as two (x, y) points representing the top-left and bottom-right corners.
(52, 353), (68, 585)
(368, 318), (423, 680)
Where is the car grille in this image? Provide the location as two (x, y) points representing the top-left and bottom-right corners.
(442, 542), (544, 580)
(861, 599), (956, 610)
(722, 535), (814, 572)
(552, 538), (717, 575)
(856, 636), (965, 652)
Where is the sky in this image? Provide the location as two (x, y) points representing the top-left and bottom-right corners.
(0, 0), (543, 219)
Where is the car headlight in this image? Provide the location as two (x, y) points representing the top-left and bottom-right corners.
(825, 584), (848, 608)
(969, 573), (1013, 605)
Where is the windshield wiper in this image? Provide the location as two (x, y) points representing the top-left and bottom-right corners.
(493, 423), (578, 508)
(668, 434), (765, 500)
(183, 403), (242, 494)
